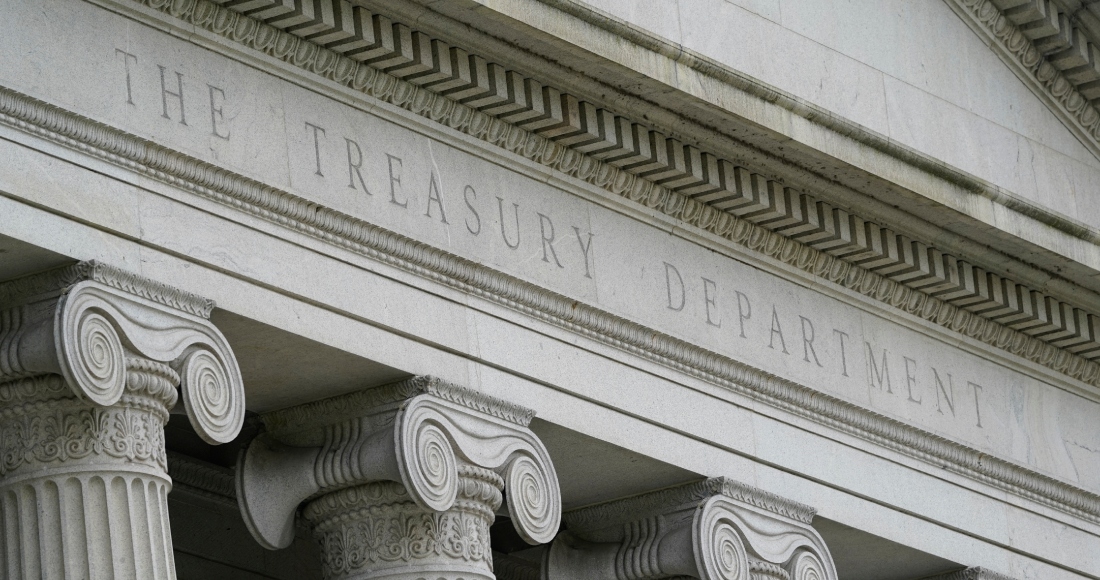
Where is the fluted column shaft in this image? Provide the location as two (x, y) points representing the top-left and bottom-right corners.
(0, 362), (177, 580)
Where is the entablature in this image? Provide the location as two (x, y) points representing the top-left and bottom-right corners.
(2, 0), (1099, 559)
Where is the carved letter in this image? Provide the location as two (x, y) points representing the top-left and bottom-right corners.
(969, 382), (984, 428)
(573, 227), (595, 279)
(866, 343), (892, 393)
(115, 49), (137, 106)
(207, 85), (230, 140)
(538, 214), (563, 267)
(387, 153), (406, 207)
(345, 138), (370, 193)
(497, 197), (521, 249)
(664, 262), (685, 312)
(799, 316), (823, 366)
(702, 277), (720, 327)
(426, 171), (449, 224)
(903, 356), (921, 404)
(735, 290), (751, 338)
(158, 65), (187, 125)
(464, 185), (481, 235)
(834, 329), (849, 377)
(769, 307), (789, 354)
(305, 122), (327, 177)
(932, 367), (955, 416)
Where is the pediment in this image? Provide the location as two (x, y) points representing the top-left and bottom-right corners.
(944, 0), (1100, 161)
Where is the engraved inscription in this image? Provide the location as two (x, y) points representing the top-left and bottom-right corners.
(297, 120), (598, 282)
(662, 261), (988, 429)
(115, 49), (232, 141)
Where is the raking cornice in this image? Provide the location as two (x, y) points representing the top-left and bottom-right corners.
(944, 0), (1100, 161)
(5, 0), (1100, 526)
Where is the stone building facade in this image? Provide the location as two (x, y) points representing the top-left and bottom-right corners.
(1, 0), (1098, 578)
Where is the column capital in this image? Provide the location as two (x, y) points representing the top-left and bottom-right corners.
(0, 260), (245, 444)
(544, 477), (837, 580)
(237, 376), (562, 551)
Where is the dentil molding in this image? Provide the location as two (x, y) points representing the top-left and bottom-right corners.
(944, 0), (1100, 160)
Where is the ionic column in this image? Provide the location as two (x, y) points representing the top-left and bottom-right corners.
(0, 262), (246, 579)
(542, 478), (838, 580)
(236, 376), (562, 580)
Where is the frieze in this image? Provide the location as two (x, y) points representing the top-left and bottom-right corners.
(111, 0), (1100, 386)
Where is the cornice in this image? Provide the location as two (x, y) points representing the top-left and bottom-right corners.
(563, 477), (817, 531)
(0, 261), (214, 318)
(944, 0), (1100, 161)
(5, 0), (1100, 525)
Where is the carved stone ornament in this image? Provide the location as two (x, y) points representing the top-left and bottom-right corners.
(543, 478), (837, 580)
(0, 261), (246, 580)
(236, 376), (562, 580)
(0, 261), (245, 444)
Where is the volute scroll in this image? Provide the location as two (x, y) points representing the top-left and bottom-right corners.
(542, 477), (837, 580)
(236, 376), (563, 566)
(0, 264), (246, 444)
